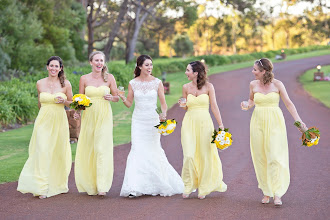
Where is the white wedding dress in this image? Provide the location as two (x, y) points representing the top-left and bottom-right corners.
(120, 78), (184, 197)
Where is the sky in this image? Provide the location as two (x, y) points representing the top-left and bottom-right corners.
(196, 0), (330, 18)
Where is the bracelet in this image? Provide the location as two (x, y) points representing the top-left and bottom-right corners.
(122, 97), (127, 102)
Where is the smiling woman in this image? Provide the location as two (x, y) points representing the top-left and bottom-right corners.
(17, 56), (73, 199)
(118, 54), (184, 198)
(73, 51), (120, 197)
(241, 58), (308, 206)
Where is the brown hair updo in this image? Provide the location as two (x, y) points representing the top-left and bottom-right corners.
(255, 58), (274, 85)
(189, 60), (208, 90)
(89, 51), (108, 82)
(134, 55), (152, 78)
(47, 56), (65, 88)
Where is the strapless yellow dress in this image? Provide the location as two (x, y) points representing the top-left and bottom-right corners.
(250, 92), (290, 198)
(17, 92), (71, 198)
(74, 86), (114, 195)
(181, 94), (227, 196)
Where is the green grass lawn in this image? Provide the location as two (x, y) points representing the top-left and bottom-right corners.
(1, 49), (330, 184)
(299, 65), (330, 108)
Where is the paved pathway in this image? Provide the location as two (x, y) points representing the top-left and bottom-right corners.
(1, 55), (330, 220)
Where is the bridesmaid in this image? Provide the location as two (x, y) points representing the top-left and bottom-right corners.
(17, 56), (73, 199)
(179, 61), (227, 199)
(240, 58), (307, 206)
(74, 51), (119, 196)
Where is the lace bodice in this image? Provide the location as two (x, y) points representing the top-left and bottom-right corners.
(130, 78), (161, 119)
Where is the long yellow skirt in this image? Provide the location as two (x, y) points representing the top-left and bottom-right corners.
(181, 94), (227, 196)
(17, 93), (71, 198)
(75, 95), (113, 195)
(250, 105), (290, 198)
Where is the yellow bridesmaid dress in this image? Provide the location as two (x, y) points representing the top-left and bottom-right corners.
(74, 86), (113, 195)
(17, 92), (72, 198)
(181, 94), (227, 196)
(250, 92), (290, 198)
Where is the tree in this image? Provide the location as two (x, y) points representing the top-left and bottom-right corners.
(0, 0), (53, 72)
(172, 33), (194, 57)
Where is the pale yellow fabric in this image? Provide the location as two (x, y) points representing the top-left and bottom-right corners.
(17, 92), (71, 198)
(75, 86), (113, 195)
(181, 94), (227, 196)
(250, 92), (290, 198)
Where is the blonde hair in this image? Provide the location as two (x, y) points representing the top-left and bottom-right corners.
(89, 51), (108, 82)
(255, 58), (274, 85)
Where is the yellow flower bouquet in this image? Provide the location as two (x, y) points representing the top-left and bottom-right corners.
(70, 94), (92, 111)
(211, 128), (233, 150)
(155, 119), (177, 136)
(294, 121), (320, 147)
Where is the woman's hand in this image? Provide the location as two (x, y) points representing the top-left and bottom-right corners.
(103, 94), (113, 101)
(219, 124), (224, 130)
(240, 101), (249, 111)
(55, 96), (65, 104)
(118, 93), (126, 101)
(73, 111), (81, 120)
(159, 112), (166, 122)
(297, 121), (308, 133)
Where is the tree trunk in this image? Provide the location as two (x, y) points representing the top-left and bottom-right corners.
(103, 0), (129, 61)
(286, 30), (290, 48)
(125, 3), (151, 63)
(87, 0), (94, 57)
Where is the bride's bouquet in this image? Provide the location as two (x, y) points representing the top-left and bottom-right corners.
(211, 128), (233, 151)
(155, 108), (176, 136)
(294, 121), (320, 147)
(155, 119), (177, 136)
(70, 94), (92, 110)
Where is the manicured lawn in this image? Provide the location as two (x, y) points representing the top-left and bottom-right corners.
(299, 65), (330, 108)
(1, 49), (330, 184)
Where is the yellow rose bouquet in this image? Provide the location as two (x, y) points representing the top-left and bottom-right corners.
(70, 94), (92, 111)
(211, 128), (233, 151)
(155, 119), (177, 136)
(294, 121), (320, 147)
(154, 108), (176, 136)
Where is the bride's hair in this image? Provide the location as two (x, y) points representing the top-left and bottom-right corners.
(189, 61), (208, 90)
(255, 58), (274, 85)
(134, 55), (152, 78)
(89, 51), (108, 82)
(47, 56), (66, 88)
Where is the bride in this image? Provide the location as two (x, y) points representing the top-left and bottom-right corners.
(118, 55), (184, 197)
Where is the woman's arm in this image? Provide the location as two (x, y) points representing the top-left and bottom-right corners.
(119, 83), (134, 108)
(74, 76), (86, 119)
(54, 80), (73, 107)
(79, 75), (86, 94)
(107, 74), (119, 102)
(276, 80), (307, 131)
(241, 81), (255, 110)
(178, 84), (188, 110)
(36, 81), (41, 109)
(63, 80), (73, 107)
(158, 81), (168, 119)
(208, 83), (224, 129)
